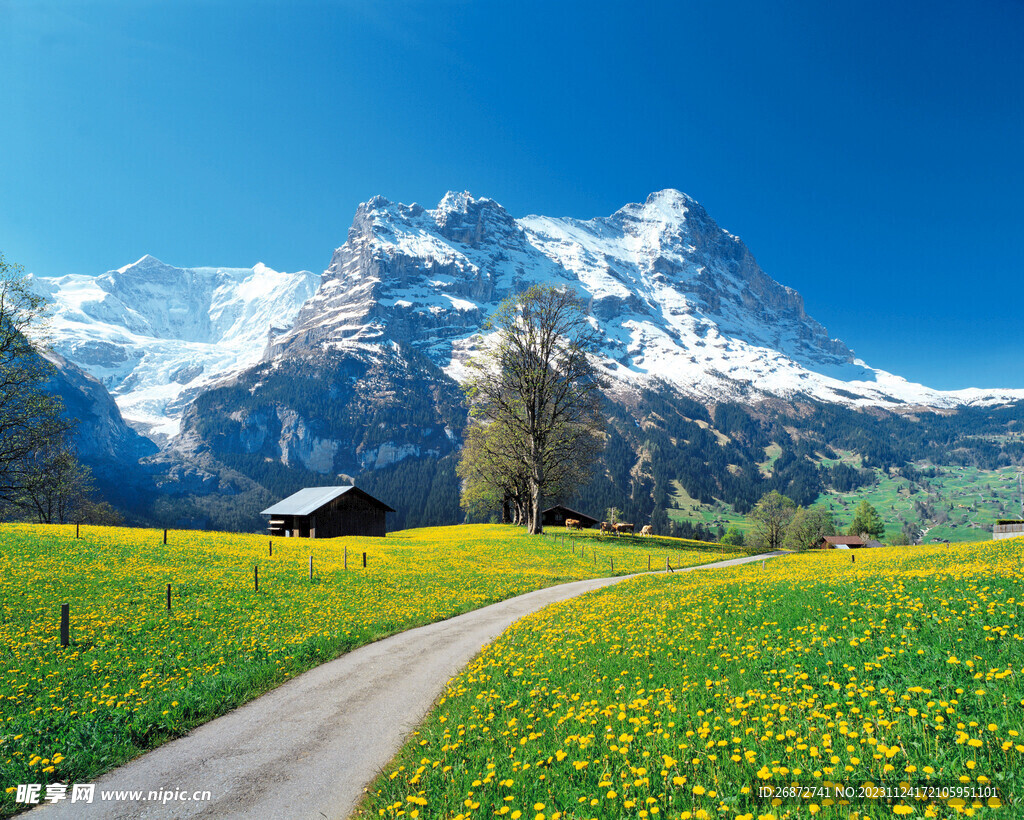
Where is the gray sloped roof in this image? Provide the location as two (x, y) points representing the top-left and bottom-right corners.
(262, 486), (354, 516)
(261, 485), (396, 516)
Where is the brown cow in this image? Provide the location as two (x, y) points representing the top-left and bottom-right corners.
(600, 521), (614, 534)
(640, 525), (653, 536)
(613, 522), (634, 535)
(565, 518), (582, 530)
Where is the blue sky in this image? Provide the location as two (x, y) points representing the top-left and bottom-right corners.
(2, 0), (1022, 390)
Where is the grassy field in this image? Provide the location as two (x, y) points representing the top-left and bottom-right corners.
(361, 537), (1024, 819)
(0, 522), (737, 815)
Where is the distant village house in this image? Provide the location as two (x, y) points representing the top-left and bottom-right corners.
(261, 486), (395, 538)
(993, 520), (1024, 540)
(816, 535), (884, 550)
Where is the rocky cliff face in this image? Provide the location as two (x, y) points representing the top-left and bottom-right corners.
(41, 352), (158, 508)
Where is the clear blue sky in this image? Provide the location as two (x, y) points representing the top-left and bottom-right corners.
(2, 0), (1022, 390)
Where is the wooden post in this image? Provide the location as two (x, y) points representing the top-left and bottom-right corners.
(60, 604), (69, 647)
(166, 583), (171, 611)
(344, 546), (348, 570)
(254, 565), (259, 592)
(362, 551), (367, 568)
(852, 555), (855, 563)
(610, 557), (614, 572)
(269, 543), (273, 557)
(648, 554), (651, 571)
(309, 555), (313, 580)
(666, 556), (670, 572)
(163, 528), (167, 545)
(75, 523), (79, 539)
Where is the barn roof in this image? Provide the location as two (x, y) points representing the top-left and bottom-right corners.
(822, 535), (867, 546)
(261, 486), (395, 516)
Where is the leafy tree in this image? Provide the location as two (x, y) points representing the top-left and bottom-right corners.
(605, 507), (621, 525)
(20, 439), (96, 524)
(747, 490), (797, 551)
(784, 506), (836, 551)
(461, 285), (605, 533)
(0, 254), (71, 505)
(889, 532), (911, 546)
(458, 419), (529, 524)
(847, 499), (885, 539)
(720, 526), (745, 547)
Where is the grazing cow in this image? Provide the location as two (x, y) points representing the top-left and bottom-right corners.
(640, 525), (653, 536)
(600, 521), (614, 534)
(613, 522), (634, 535)
(565, 518), (582, 530)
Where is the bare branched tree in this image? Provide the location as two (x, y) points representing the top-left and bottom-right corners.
(460, 285), (605, 534)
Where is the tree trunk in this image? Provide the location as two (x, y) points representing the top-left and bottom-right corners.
(528, 481), (543, 534)
(501, 496), (511, 524)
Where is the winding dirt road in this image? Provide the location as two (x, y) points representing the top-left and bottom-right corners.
(34, 551), (787, 820)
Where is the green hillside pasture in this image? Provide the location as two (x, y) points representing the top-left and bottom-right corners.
(817, 462), (1023, 543)
(361, 537), (1024, 819)
(667, 481), (751, 535)
(0, 522), (732, 817)
(667, 455), (1022, 545)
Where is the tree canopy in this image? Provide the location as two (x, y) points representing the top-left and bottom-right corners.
(747, 490), (797, 551)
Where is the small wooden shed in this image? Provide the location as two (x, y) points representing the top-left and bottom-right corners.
(541, 505), (599, 529)
(261, 486), (395, 538)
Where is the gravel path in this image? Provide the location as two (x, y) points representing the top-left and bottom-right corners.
(33, 550), (787, 820)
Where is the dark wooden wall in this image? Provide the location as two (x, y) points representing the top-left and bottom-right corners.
(311, 493), (387, 538)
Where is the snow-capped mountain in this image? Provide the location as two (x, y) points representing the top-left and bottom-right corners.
(29, 256), (320, 442)
(32, 189), (1024, 461)
(268, 189), (1024, 408)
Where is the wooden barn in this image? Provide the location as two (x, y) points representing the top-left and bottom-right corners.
(261, 486), (395, 538)
(541, 505), (599, 529)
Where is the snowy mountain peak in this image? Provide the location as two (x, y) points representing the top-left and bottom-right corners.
(619, 188), (694, 220)
(116, 254), (169, 274)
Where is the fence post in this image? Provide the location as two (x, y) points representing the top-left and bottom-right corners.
(255, 565), (259, 592)
(309, 555), (313, 581)
(76, 523), (79, 539)
(166, 583), (171, 611)
(666, 556), (670, 572)
(362, 551), (367, 568)
(344, 546), (348, 570)
(60, 604), (69, 647)
(269, 542), (273, 557)
(163, 528), (167, 545)
(610, 557), (614, 572)
(648, 555), (651, 571)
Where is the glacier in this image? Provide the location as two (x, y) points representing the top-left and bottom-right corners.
(29, 255), (320, 442)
